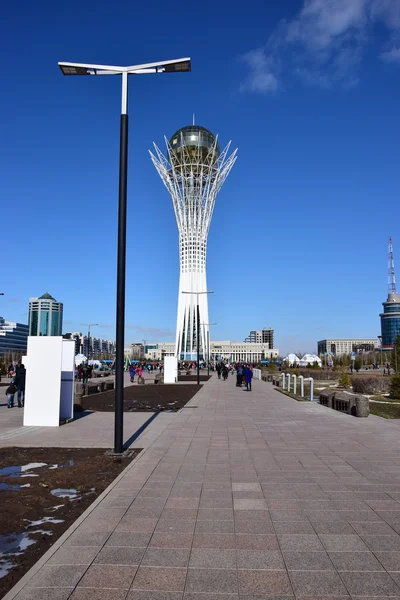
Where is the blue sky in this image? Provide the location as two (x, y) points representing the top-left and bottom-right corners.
(1, 0), (400, 354)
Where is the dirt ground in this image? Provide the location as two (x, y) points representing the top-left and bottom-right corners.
(83, 383), (201, 412)
(0, 447), (140, 597)
(177, 375), (211, 382)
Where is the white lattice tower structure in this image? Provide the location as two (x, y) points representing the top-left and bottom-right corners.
(150, 125), (237, 360)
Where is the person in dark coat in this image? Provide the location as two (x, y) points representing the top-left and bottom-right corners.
(236, 364), (244, 387)
(245, 366), (253, 391)
(14, 363), (26, 407)
(6, 381), (17, 408)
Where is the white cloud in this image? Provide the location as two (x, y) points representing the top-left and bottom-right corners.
(240, 49), (279, 93)
(381, 46), (400, 62)
(240, 0), (400, 93)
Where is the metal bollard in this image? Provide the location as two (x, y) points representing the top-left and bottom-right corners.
(293, 374), (297, 395)
(287, 373), (291, 392)
(299, 375), (304, 397)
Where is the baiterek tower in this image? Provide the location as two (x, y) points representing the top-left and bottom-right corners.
(150, 125), (237, 360)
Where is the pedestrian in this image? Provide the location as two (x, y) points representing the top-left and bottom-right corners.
(216, 363), (222, 379)
(6, 380), (17, 408)
(14, 363), (26, 408)
(245, 366), (253, 391)
(77, 364), (83, 382)
(82, 363), (89, 384)
(129, 363), (135, 383)
(137, 364), (143, 384)
(236, 364), (244, 387)
(222, 364), (228, 380)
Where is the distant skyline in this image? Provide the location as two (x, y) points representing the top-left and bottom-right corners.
(2, 0), (400, 355)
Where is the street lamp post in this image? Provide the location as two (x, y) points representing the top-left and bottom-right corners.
(81, 324), (98, 360)
(59, 57), (191, 454)
(181, 291), (214, 385)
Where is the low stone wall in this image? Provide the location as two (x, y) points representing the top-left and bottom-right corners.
(319, 388), (369, 417)
(74, 380), (115, 410)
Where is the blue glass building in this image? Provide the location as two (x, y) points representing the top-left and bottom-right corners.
(380, 293), (400, 346)
(0, 316), (28, 355)
(28, 292), (63, 337)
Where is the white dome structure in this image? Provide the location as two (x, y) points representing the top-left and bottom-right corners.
(298, 353), (322, 367)
(283, 353), (300, 366)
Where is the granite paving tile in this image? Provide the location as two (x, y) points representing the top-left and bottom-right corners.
(189, 548), (236, 568)
(185, 568), (238, 594)
(235, 534), (280, 550)
(93, 546), (145, 565)
(328, 551), (385, 572)
(289, 570), (348, 596)
(196, 519), (235, 533)
(105, 532), (152, 547)
(350, 521), (396, 536)
(14, 590), (74, 600)
(238, 569), (292, 596)
(78, 565), (137, 589)
(278, 534), (325, 552)
(47, 546), (100, 565)
(319, 534), (369, 552)
(130, 567), (187, 591)
(127, 592), (183, 600)
(283, 551), (334, 571)
(362, 535), (400, 552)
(115, 518), (158, 533)
(153, 517), (193, 532)
(340, 571), (400, 596)
(375, 551), (400, 571)
(236, 549), (285, 569)
(27, 565), (87, 588)
(141, 548), (190, 567)
(234, 519), (275, 534)
(192, 533), (236, 549)
(149, 533), (193, 548)
(273, 521), (315, 534)
(70, 590), (127, 600)
(64, 532), (110, 547)
(234, 499), (268, 510)
(183, 594), (238, 600)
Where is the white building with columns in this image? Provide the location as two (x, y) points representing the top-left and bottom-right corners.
(210, 341), (279, 363)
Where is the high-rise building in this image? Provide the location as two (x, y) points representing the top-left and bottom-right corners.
(0, 316), (29, 356)
(380, 238), (400, 347)
(151, 125), (237, 360)
(28, 292), (63, 336)
(245, 328), (274, 348)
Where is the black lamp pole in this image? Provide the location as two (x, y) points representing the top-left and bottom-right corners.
(114, 73), (128, 454)
(197, 302), (200, 386)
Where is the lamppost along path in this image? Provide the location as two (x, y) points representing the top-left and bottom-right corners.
(59, 57), (191, 453)
(181, 291), (213, 385)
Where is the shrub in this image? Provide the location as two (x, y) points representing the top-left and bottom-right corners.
(293, 368), (299, 376)
(338, 372), (352, 388)
(352, 376), (389, 394)
(389, 374), (400, 399)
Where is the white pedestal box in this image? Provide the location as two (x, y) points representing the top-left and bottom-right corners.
(164, 356), (178, 384)
(23, 337), (75, 427)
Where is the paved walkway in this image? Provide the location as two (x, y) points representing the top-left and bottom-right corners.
(7, 375), (400, 599)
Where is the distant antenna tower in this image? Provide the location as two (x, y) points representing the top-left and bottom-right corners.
(388, 237), (397, 295)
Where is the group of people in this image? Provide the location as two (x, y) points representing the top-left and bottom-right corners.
(216, 362), (253, 391)
(5, 363), (26, 408)
(76, 363), (94, 383)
